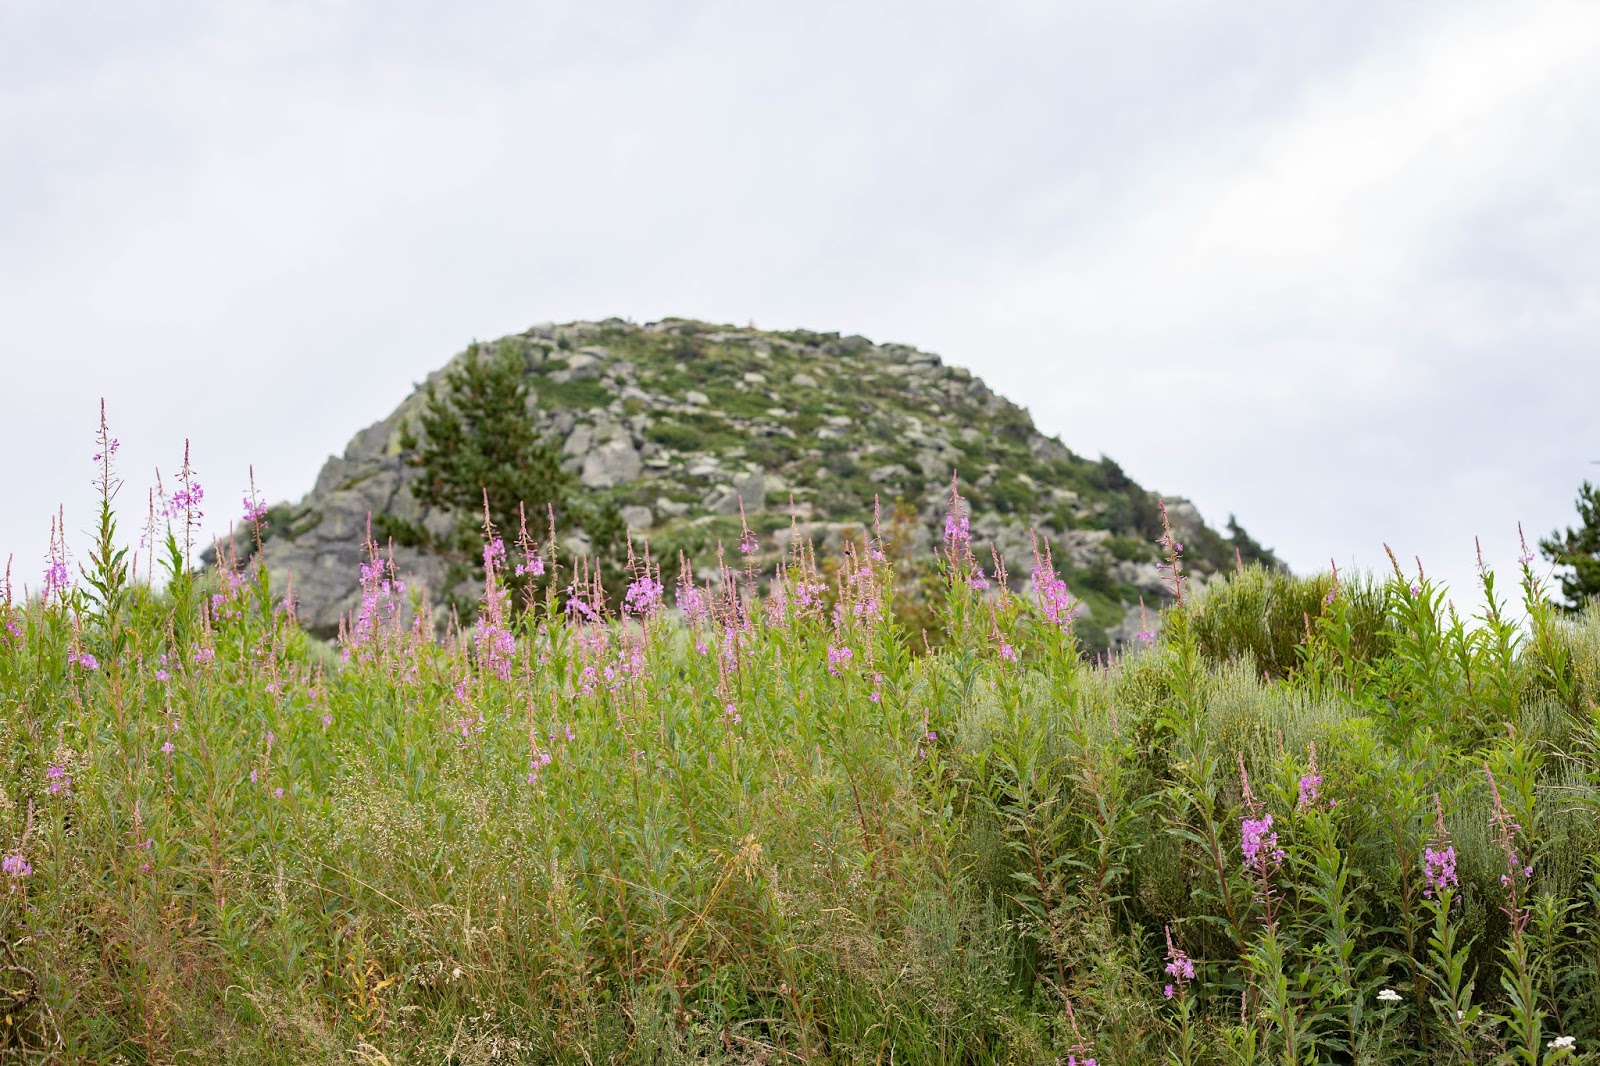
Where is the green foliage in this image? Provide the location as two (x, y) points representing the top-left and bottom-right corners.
(1541, 480), (1600, 611)
(8, 487), (1600, 1062)
(1184, 565), (1386, 682)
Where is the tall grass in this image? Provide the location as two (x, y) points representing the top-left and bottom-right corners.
(2, 444), (1599, 1064)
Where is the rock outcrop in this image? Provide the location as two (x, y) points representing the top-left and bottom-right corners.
(226, 318), (1276, 646)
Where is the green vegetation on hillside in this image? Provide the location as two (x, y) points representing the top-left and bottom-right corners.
(3, 447), (1600, 1064)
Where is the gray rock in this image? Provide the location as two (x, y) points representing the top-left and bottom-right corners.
(703, 484), (741, 514)
(563, 424), (593, 456)
(620, 505), (654, 530)
(581, 439), (642, 489)
(566, 352), (603, 379)
(734, 470), (766, 513)
(791, 371), (818, 388)
(685, 390), (709, 406)
(656, 497), (690, 518)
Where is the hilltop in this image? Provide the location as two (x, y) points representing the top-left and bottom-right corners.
(236, 318), (1277, 645)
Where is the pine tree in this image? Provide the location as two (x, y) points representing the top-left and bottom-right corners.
(1540, 481), (1600, 611)
(398, 342), (576, 555)
(395, 342), (630, 605)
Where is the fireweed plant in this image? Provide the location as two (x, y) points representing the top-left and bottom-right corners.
(3, 428), (1600, 1063)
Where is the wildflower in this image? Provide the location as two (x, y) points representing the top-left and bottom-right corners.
(998, 641), (1016, 662)
(1377, 989), (1402, 1003)
(1029, 537), (1081, 633)
(515, 554), (545, 578)
(69, 650), (98, 671)
(1486, 764), (1532, 930)
(1423, 844), (1458, 897)
(41, 558), (70, 601)
(678, 581), (711, 625)
(160, 741), (175, 755)
(1241, 813), (1282, 871)
(826, 645), (853, 676)
(738, 528), (758, 556)
(46, 765), (71, 796)
(943, 511), (970, 551)
(193, 647), (214, 664)
(273, 787), (284, 799)
(322, 713), (333, 730)
(623, 575), (664, 619)
(1549, 1036), (1575, 1050)
(2, 854), (31, 880)
(483, 537), (507, 573)
(1162, 925), (1195, 1003)
(723, 703), (742, 724)
(1296, 742), (1322, 811)
(1409, 583), (1421, 596)
(242, 495), (269, 523)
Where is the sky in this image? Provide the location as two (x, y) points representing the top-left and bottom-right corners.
(2, 0), (1598, 608)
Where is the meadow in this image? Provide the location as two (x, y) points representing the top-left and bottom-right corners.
(3, 435), (1600, 1064)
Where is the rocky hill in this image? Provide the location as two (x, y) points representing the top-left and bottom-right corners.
(232, 318), (1278, 649)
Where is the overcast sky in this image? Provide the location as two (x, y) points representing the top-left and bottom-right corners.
(3, 1), (1597, 607)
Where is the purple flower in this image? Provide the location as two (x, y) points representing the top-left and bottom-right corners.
(3, 854), (33, 880)
(738, 529), (759, 556)
(943, 511), (970, 550)
(41, 558), (71, 601)
(515, 555), (545, 578)
(167, 483), (205, 522)
(1297, 774), (1322, 809)
(193, 647), (214, 664)
(242, 496), (269, 523)
(1241, 813), (1283, 872)
(1030, 539), (1082, 633)
(322, 713), (333, 730)
(1163, 984), (1175, 999)
(46, 765), (71, 796)
(1423, 845), (1458, 897)
(624, 575), (665, 619)
(827, 645), (854, 676)
(160, 741), (175, 755)
(273, 787), (284, 799)
(999, 642), (1017, 663)
(69, 650), (98, 671)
